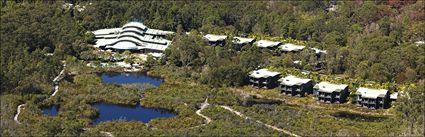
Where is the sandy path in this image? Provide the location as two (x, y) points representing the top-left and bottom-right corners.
(193, 98), (211, 127)
(220, 105), (300, 137)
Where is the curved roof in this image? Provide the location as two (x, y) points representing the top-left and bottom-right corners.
(146, 29), (174, 35)
(106, 41), (139, 50)
(92, 21), (174, 52)
(122, 22), (147, 31)
(118, 33), (168, 45)
(109, 37), (142, 46)
(92, 28), (121, 35)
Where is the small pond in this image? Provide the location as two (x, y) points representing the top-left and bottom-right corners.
(92, 102), (176, 124)
(42, 106), (59, 116)
(242, 96), (283, 107)
(332, 111), (387, 122)
(101, 72), (163, 86)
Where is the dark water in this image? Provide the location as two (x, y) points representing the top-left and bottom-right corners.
(92, 103), (176, 124)
(332, 111), (387, 122)
(42, 106), (59, 116)
(101, 72), (163, 86)
(242, 96), (283, 107)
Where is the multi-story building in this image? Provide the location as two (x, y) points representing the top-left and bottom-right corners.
(355, 87), (390, 109)
(92, 22), (173, 57)
(248, 69), (281, 89)
(279, 75), (314, 97)
(313, 82), (349, 103)
(203, 34), (227, 46)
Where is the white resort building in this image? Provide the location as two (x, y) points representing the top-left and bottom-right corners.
(279, 75), (315, 97)
(255, 40), (282, 49)
(355, 87), (390, 109)
(248, 69), (281, 89)
(92, 22), (174, 56)
(204, 34), (227, 46)
(280, 43), (305, 53)
(313, 82), (349, 103)
(233, 37), (255, 45)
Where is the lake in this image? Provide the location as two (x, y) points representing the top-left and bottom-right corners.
(42, 106), (59, 116)
(101, 72), (163, 86)
(92, 102), (176, 124)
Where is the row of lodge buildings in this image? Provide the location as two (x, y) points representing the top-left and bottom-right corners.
(248, 69), (398, 109)
(92, 22), (174, 58)
(202, 34), (327, 55)
(91, 24), (326, 58)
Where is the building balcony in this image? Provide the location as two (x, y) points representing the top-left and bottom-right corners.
(281, 87), (289, 91)
(250, 80), (259, 84)
(319, 94), (325, 97)
(335, 95), (340, 98)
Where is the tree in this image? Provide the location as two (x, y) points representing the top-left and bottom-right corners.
(202, 64), (245, 87)
(84, 32), (96, 44)
(395, 80), (425, 136)
(355, 61), (370, 79)
(370, 63), (388, 82)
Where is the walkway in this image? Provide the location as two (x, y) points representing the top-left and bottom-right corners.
(14, 64), (67, 125)
(51, 64), (66, 97)
(12, 63), (109, 136)
(14, 104), (25, 124)
(193, 98), (211, 128)
(220, 105), (300, 137)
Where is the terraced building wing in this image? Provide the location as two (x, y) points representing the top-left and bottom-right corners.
(92, 22), (174, 53)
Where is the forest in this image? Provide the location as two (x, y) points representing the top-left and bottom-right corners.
(1, 0), (424, 136)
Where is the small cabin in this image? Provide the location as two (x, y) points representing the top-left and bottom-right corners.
(248, 69), (281, 89)
(390, 92), (398, 102)
(233, 37), (255, 50)
(313, 82), (349, 103)
(203, 34), (227, 46)
(280, 43), (305, 53)
(255, 40), (281, 50)
(310, 48), (327, 59)
(279, 75), (314, 97)
(355, 87), (390, 109)
(233, 37), (255, 46)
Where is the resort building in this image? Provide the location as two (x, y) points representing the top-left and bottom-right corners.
(232, 37), (255, 51)
(255, 40), (281, 49)
(248, 69), (281, 89)
(280, 43), (305, 53)
(313, 82), (349, 103)
(415, 41), (424, 46)
(233, 37), (255, 46)
(204, 34), (227, 46)
(390, 92), (398, 102)
(310, 47), (327, 59)
(279, 75), (314, 97)
(355, 87), (390, 109)
(92, 22), (174, 55)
